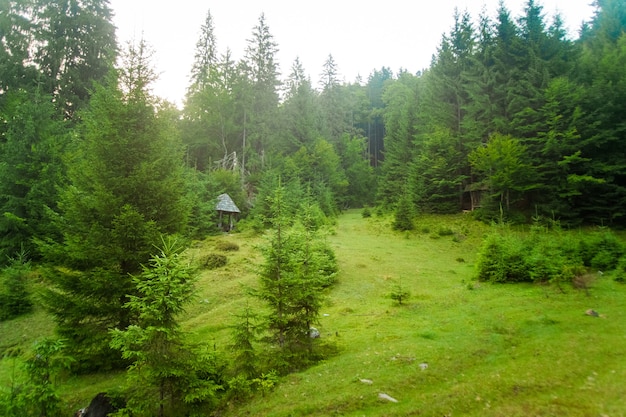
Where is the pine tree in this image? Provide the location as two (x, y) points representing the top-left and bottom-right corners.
(110, 237), (220, 417)
(277, 57), (321, 153)
(189, 10), (218, 92)
(42, 40), (189, 371)
(573, 0), (626, 224)
(243, 13), (281, 169)
(319, 54), (349, 143)
(255, 183), (336, 370)
(378, 72), (422, 207)
(33, 0), (117, 118)
(0, 89), (68, 261)
(183, 12), (241, 171)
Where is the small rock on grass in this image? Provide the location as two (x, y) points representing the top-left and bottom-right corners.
(585, 309), (606, 318)
(378, 393), (398, 403)
(359, 379), (373, 385)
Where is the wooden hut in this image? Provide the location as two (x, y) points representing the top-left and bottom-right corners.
(216, 193), (241, 232)
(463, 183), (488, 211)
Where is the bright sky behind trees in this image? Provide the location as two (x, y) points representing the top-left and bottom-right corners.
(109, 0), (595, 106)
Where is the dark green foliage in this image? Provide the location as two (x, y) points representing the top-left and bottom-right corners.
(613, 256), (626, 283)
(392, 193), (414, 231)
(41, 41), (189, 371)
(184, 170), (219, 239)
(578, 231), (625, 270)
(110, 237), (222, 416)
(202, 253), (228, 270)
(476, 233), (530, 283)
(229, 304), (262, 380)
(41, 267), (134, 372)
(253, 184), (337, 371)
(437, 226), (455, 237)
(0, 89), (68, 263)
(339, 135), (377, 207)
(476, 227), (624, 285)
(361, 207), (372, 218)
(389, 280), (411, 305)
(0, 260), (33, 321)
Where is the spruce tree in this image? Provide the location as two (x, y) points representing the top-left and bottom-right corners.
(110, 237), (220, 417)
(255, 183), (336, 370)
(0, 89), (68, 262)
(243, 13), (281, 169)
(33, 0), (118, 118)
(42, 40), (189, 371)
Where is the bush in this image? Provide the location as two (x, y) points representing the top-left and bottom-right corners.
(202, 253), (228, 270)
(476, 228), (623, 285)
(436, 226), (454, 236)
(579, 231), (625, 270)
(215, 240), (240, 252)
(361, 207), (372, 218)
(476, 233), (530, 283)
(612, 256), (626, 283)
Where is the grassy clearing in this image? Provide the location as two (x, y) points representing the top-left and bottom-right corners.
(220, 211), (626, 416)
(1, 210), (625, 416)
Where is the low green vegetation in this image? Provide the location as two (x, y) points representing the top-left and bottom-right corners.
(2, 211), (625, 416)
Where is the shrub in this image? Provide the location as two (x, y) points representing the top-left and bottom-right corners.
(476, 233), (530, 283)
(436, 226), (454, 237)
(361, 207), (372, 218)
(215, 240), (240, 252)
(202, 253), (228, 270)
(579, 231), (625, 270)
(612, 256), (626, 283)
(526, 235), (578, 284)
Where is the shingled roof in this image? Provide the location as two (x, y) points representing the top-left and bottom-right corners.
(216, 193), (240, 213)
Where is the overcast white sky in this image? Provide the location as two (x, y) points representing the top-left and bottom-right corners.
(108, 0), (596, 107)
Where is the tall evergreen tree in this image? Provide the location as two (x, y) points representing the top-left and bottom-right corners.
(0, 89), (68, 261)
(319, 54), (348, 143)
(243, 13), (281, 170)
(182, 12), (241, 171)
(276, 57), (321, 153)
(378, 72), (422, 206)
(255, 183), (336, 370)
(574, 0), (626, 224)
(189, 10), (218, 93)
(0, 0), (38, 96)
(33, 0), (117, 118)
(42, 40), (189, 371)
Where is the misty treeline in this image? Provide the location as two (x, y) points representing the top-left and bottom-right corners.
(3, 0), (626, 263)
(1, 0), (626, 412)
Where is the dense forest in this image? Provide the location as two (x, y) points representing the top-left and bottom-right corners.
(1, 0), (626, 415)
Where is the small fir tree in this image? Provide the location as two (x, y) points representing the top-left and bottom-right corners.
(393, 193), (415, 231)
(254, 183), (337, 370)
(110, 236), (221, 417)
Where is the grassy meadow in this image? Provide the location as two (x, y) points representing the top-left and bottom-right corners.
(1, 210), (626, 416)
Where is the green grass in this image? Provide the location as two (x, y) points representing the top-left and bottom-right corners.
(1, 211), (625, 416)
